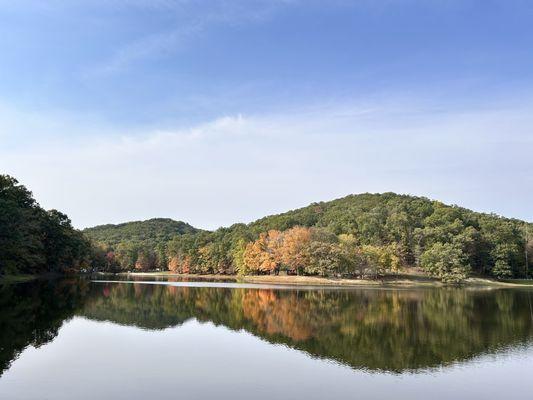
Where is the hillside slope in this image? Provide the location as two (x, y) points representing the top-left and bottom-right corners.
(165, 193), (532, 281)
(0, 174), (94, 276)
(83, 218), (198, 247)
(82, 193), (532, 282)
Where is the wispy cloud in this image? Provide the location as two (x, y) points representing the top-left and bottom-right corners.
(2, 98), (532, 229)
(86, 24), (203, 77)
(84, 0), (297, 77)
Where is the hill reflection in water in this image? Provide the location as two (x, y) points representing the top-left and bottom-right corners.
(2, 278), (533, 376)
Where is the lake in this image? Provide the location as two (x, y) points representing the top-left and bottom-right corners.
(1, 278), (533, 399)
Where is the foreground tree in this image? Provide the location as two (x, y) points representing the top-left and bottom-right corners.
(278, 227), (312, 275)
(306, 237), (342, 276)
(0, 175), (96, 275)
(420, 242), (470, 283)
(243, 231), (281, 274)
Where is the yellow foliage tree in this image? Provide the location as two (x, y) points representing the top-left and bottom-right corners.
(243, 231), (281, 274)
(279, 226), (312, 274)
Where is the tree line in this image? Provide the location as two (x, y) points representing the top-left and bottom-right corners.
(89, 193), (533, 283)
(2, 174), (532, 283)
(0, 175), (95, 276)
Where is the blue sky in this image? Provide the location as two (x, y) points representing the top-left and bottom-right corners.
(0, 0), (532, 229)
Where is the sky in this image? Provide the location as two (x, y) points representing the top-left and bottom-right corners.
(0, 0), (532, 229)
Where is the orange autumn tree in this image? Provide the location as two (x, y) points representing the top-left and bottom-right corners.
(168, 254), (191, 273)
(278, 226), (312, 275)
(134, 252), (152, 271)
(168, 256), (180, 272)
(243, 230), (283, 274)
(242, 227), (314, 275)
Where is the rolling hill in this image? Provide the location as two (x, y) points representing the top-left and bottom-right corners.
(83, 218), (199, 248)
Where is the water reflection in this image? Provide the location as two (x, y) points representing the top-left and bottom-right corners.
(1, 278), (533, 377)
(0, 279), (89, 374)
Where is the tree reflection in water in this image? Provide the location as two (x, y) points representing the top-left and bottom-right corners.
(2, 278), (533, 376)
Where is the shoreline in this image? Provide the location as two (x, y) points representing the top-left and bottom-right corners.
(102, 271), (533, 288)
(0, 272), (66, 284)
(0, 274), (39, 284)
(3, 271), (533, 288)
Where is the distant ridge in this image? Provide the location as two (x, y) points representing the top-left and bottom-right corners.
(83, 218), (199, 247)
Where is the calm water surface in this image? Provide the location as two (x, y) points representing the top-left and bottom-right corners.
(1, 278), (533, 399)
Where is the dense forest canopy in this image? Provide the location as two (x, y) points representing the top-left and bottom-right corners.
(84, 219), (198, 246)
(83, 218), (199, 271)
(86, 192), (533, 282)
(158, 193), (532, 282)
(0, 175), (94, 276)
(2, 174), (532, 282)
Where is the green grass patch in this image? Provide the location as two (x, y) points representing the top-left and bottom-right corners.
(0, 274), (38, 284)
(500, 278), (533, 286)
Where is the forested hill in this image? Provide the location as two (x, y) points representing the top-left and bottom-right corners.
(83, 218), (198, 247)
(163, 193), (532, 282)
(83, 192), (532, 282)
(248, 193), (532, 242)
(82, 218), (200, 271)
(2, 172), (532, 283)
(0, 175), (94, 276)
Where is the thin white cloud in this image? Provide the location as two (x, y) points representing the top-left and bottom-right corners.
(1, 99), (532, 230)
(83, 0), (298, 77)
(85, 25), (202, 77)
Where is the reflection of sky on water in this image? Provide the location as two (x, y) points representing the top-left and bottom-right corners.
(2, 279), (533, 400)
(1, 317), (533, 400)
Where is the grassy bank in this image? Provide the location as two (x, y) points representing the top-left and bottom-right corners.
(102, 271), (533, 288)
(4, 271), (532, 288)
(0, 274), (39, 284)
(0, 272), (68, 284)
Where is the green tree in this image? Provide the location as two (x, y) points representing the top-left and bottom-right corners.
(420, 242), (470, 283)
(0, 175), (96, 275)
(490, 244), (515, 279)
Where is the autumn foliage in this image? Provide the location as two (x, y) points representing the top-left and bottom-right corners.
(243, 230), (283, 274)
(168, 255), (191, 274)
(82, 192), (533, 282)
(239, 226), (399, 278)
